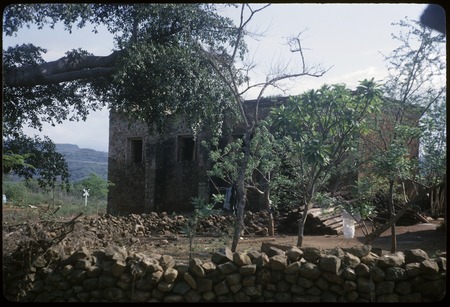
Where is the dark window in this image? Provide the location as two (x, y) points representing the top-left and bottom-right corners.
(179, 136), (196, 161)
(130, 138), (143, 163)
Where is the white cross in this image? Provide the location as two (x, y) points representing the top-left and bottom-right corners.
(83, 188), (90, 207)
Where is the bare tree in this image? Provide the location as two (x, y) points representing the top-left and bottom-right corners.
(201, 4), (330, 251)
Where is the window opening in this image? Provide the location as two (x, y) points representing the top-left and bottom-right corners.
(130, 138), (143, 163)
(179, 136), (196, 161)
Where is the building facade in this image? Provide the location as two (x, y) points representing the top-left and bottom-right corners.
(107, 97), (421, 215)
(107, 98), (282, 215)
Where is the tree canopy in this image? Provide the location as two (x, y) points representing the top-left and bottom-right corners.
(2, 3), (246, 188)
(3, 3), (245, 134)
(2, 134), (70, 191)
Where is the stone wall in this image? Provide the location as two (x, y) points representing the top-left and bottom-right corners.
(107, 98), (288, 215)
(108, 111), (213, 214)
(107, 111), (149, 214)
(5, 245), (446, 302)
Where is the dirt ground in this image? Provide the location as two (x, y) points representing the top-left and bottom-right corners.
(2, 203), (446, 262)
(147, 221), (447, 261)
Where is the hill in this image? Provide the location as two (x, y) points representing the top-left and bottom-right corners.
(55, 144), (108, 182)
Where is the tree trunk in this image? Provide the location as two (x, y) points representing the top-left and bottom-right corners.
(297, 201), (309, 247)
(388, 180), (397, 253)
(231, 130), (251, 252)
(364, 193), (418, 245)
(264, 190), (274, 236)
(231, 187), (245, 252)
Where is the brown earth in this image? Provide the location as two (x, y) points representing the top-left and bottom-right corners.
(142, 221), (447, 261)
(2, 204), (446, 263)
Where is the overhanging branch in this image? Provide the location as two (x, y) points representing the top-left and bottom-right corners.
(5, 51), (122, 87)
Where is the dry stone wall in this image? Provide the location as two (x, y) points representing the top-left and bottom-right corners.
(5, 244), (446, 302)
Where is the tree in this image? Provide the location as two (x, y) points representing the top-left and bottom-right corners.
(359, 18), (446, 251)
(3, 4), (242, 134)
(203, 114), (287, 237)
(269, 80), (381, 247)
(73, 173), (114, 200)
(3, 134), (70, 191)
(3, 3), (243, 184)
(417, 99), (446, 216)
(199, 4), (330, 251)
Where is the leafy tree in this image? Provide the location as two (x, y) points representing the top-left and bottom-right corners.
(2, 152), (35, 174)
(3, 3), (241, 134)
(2, 134), (70, 191)
(73, 173), (114, 200)
(417, 97), (446, 217)
(359, 18), (446, 251)
(3, 4), (242, 187)
(269, 80), (382, 247)
(203, 115), (286, 237)
(3, 4), (329, 252)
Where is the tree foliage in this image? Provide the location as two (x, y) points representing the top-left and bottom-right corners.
(3, 134), (70, 191)
(269, 79), (382, 246)
(2, 44), (106, 135)
(197, 4), (331, 251)
(3, 3), (244, 186)
(3, 3), (244, 134)
(359, 18), (446, 251)
(73, 173), (114, 200)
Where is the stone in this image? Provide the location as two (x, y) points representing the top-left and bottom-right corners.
(286, 246), (303, 262)
(302, 247), (323, 263)
(163, 267), (178, 283)
(343, 252), (361, 268)
(298, 262), (321, 280)
(420, 259), (440, 276)
(376, 281), (395, 295)
(233, 252), (252, 266)
(239, 264), (256, 276)
(269, 254), (288, 271)
(404, 249), (429, 264)
(376, 252), (405, 268)
(319, 254), (341, 274)
(217, 261), (238, 274)
(385, 267), (407, 281)
(211, 247), (233, 264)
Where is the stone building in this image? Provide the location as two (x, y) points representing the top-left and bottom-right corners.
(107, 96), (421, 215)
(107, 98), (283, 215)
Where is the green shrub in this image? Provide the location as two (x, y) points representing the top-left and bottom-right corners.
(2, 181), (27, 205)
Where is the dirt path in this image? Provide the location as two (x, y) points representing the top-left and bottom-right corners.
(151, 221), (446, 262)
(235, 222), (446, 256)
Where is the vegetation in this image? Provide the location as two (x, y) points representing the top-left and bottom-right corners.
(203, 116), (284, 237)
(358, 18), (446, 252)
(3, 134), (70, 191)
(2, 3), (241, 190)
(268, 80), (382, 246)
(2, 175), (110, 222)
(199, 4), (330, 251)
(2, 5), (445, 254)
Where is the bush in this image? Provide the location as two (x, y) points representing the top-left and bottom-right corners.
(2, 181), (27, 205)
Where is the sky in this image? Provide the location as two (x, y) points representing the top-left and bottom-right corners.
(2, 3), (431, 152)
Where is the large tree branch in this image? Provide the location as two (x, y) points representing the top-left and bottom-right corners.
(5, 50), (122, 87)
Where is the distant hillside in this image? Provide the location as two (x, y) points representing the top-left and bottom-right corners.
(55, 144), (108, 182)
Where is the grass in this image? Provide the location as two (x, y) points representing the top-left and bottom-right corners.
(3, 180), (107, 224)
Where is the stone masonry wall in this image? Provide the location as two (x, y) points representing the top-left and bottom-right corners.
(6, 245), (446, 302)
(108, 111), (149, 214)
(107, 98), (287, 215)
